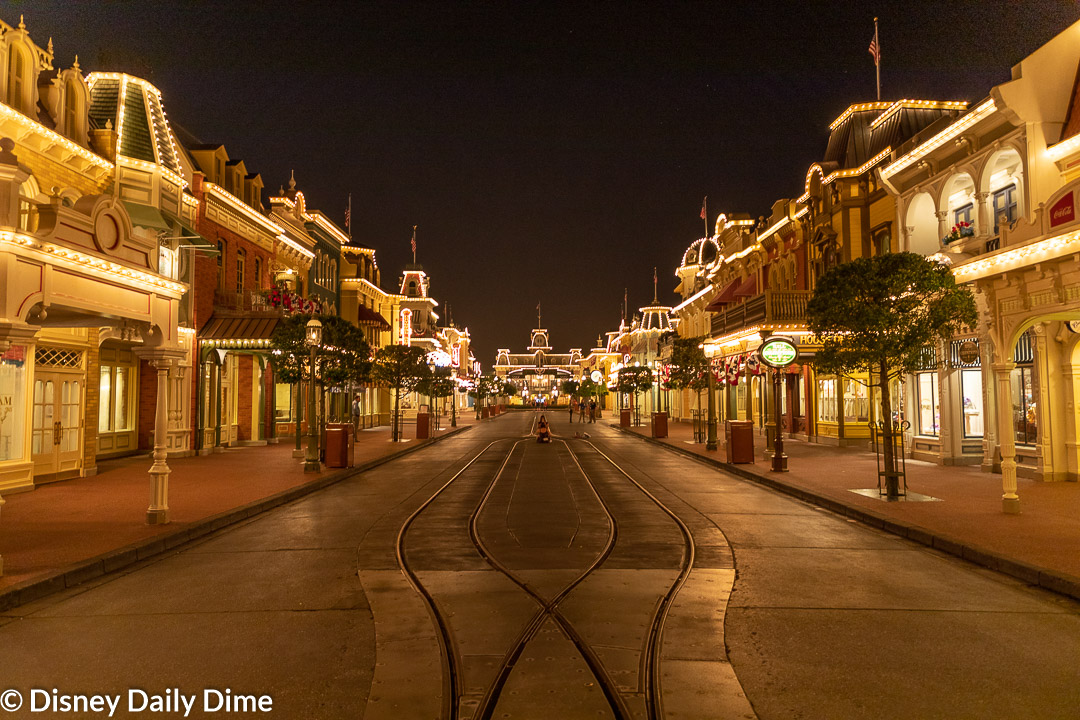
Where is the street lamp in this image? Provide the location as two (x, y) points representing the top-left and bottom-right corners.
(304, 317), (322, 473)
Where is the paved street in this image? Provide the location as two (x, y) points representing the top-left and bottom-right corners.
(2, 412), (1079, 719)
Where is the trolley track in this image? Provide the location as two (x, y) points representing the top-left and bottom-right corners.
(394, 423), (697, 720)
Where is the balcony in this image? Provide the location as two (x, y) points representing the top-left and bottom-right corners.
(710, 289), (810, 336)
(213, 290), (273, 313)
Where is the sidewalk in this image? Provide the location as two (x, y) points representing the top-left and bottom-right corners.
(0, 415), (476, 610)
(617, 418), (1080, 601)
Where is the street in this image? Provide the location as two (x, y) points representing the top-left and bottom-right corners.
(1, 413), (1078, 719)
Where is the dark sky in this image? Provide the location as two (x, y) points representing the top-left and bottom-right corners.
(14, 0), (1080, 365)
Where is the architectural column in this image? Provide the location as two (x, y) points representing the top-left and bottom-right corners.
(975, 191), (992, 236)
(1031, 323), (1055, 480)
(934, 210), (949, 242)
(147, 358), (173, 524)
(1062, 360), (1080, 482)
(993, 362), (1020, 513)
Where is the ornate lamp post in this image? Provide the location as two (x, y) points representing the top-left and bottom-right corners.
(304, 317), (322, 473)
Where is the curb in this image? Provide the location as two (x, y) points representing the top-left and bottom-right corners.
(0, 424), (473, 613)
(610, 425), (1080, 603)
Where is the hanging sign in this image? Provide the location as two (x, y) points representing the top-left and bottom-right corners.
(758, 336), (798, 368)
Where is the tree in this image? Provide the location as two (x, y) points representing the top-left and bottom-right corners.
(806, 252), (977, 497)
(616, 366), (654, 423)
(468, 375), (501, 418)
(371, 345), (431, 441)
(560, 379), (580, 400)
(665, 336), (710, 417)
(418, 365), (455, 426)
(501, 380), (518, 399)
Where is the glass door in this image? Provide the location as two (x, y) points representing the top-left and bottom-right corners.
(32, 372), (82, 480)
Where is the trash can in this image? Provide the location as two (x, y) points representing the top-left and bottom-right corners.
(482, 406), (490, 419)
(416, 412), (430, 440)
(620, 409), (631, 427)
(652, 412), (668, 438)
(324, 424), (352, 468)
(725, 420), (754, 463)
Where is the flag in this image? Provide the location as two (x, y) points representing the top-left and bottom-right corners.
(410, 225), (417, 255)
(868, 35), (880, 65)
(345, 194), (351, 233)
(700, 196), (707, 220)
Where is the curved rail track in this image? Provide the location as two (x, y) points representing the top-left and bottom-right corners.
(394, 424), (698, 720)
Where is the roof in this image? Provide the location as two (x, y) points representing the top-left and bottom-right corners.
(200, 313), (280, 340)
(823, 101), (968, 170)
(1062, 57), (1080, 144)
(705, 278), (740, 311)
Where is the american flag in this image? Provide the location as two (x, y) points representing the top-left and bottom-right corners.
(411, 225), (417, 255)
(868, 35), (880, 65)
(344, 195), (351, 232)
(700, 196), (707, 220)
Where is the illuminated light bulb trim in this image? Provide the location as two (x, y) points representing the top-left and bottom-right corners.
(309, 212), (350, 246)
(672, 285), (715, 313)
(868, 99), (969, 131)
(276, 233), (315, 260)
(952, 227), (1080, 283)
(205, 183), (284, 236)
(0, 230), (186, 295)
(0, 104), (113, 172)
(828, 102), (893, 131)
(1046, 133), (1080, 162)
(881, 98), (997, 179)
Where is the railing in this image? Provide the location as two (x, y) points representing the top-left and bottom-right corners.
(213, 290), (273, 312)
(710, 289), (811, 336)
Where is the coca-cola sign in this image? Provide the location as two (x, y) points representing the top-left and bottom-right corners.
(1050, 191), (1075, 228)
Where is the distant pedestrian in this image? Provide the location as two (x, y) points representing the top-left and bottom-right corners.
(579, 398), (587, 422)
(569, 398), (575, 423)
(589, 400), (597, 423)
(352, 394), (362, 430)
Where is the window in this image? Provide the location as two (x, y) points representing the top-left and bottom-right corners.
(236, 249), (246, 293)
(1012, 366), (1037, 445)
(7, 46), (25, 112)
(0, 345), (27, 461)
(275, 383), (293, 421)
(843, 378), (869, 423)
(64, 81), (80, 137)
(916, 372), (939, 436)
(217, 240), (226, 291)
(953, 203), (973, 227)
(817, 378), (837, 423)
(98, 365), (133, 433)
(993, 185), (1017, 233)
(961, 369), (984, 438)
(254, 257), (261, 288)
(330, 260), (337, 288)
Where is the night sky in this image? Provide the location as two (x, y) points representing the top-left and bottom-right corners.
(14, 1), (1080, 365)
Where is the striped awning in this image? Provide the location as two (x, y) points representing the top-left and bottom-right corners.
(356, 304), (391, 330)
(200, 313), (280, 341)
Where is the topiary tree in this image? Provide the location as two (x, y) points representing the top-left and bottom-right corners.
(806, 252), (977, 497)
(371, 345), (431, 441)
(418, 365), (454, 428)
(666, 336), (710, 418)
(616, 365), (654, 424)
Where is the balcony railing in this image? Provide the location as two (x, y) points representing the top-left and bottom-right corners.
(710, 289), (810, 336)
(213, 290), (273, 313)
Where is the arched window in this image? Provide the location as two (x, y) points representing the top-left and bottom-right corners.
(18, 178), (38, 232)
(7, 45), (26, 112)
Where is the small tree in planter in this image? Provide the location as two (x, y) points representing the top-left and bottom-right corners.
(806, 252), (977, 498)
(666, 336), (710, 420)
(418, 365), (455, 430)
(371, 345), (431, 441)
(616, 366), (654, 426)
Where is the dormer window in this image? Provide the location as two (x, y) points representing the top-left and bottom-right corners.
(7, 45), (27, 113)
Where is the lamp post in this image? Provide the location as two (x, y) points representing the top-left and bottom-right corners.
(706, 357), (718, 451)
(304, 317), (322, 473)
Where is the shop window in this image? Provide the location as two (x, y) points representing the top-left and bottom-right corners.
(817, 378), (837, 423)
(916, 372), (939, 436)
(0, 345), (27, 461)
(993, 185), (1017, 233)
(98, 365), (133, 433)
(960, 369), (984, 438)
(1012, 366), (1037, 445)
(275, 383), (293, 422)
(843, 378), (869, 423)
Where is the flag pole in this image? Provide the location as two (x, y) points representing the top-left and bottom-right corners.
(875, 17), (881, 101)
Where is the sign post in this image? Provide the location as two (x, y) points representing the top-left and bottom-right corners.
(758, 336), (799, 472)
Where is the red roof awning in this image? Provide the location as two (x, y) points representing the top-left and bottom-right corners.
(734, 275), (758, 297)
(200, 313), (280, 341)
(356, 304), (391, 330)
(704, 279), (740, 312)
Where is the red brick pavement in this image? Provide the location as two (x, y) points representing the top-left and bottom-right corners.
(620, 417), (1080, 597)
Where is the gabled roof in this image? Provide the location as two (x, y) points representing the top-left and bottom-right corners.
(1061, 57), (1080, 144)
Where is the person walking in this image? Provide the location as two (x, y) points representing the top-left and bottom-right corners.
(579, 398), (587, 422)
(352, 394), (362, 431)
(569, 398), (575, 423)
(589, 399), (597, 423)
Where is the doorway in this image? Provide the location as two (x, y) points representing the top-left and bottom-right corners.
(32, 371), (82, 482)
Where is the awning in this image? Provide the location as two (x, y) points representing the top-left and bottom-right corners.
(121, 200), (170, 231)
(356, 304), (391, 330)
(705, 279), (740, 312)
(177, 220), (215, 250)
(200, 313), (280, 341)
(734, 275), (758, 296)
